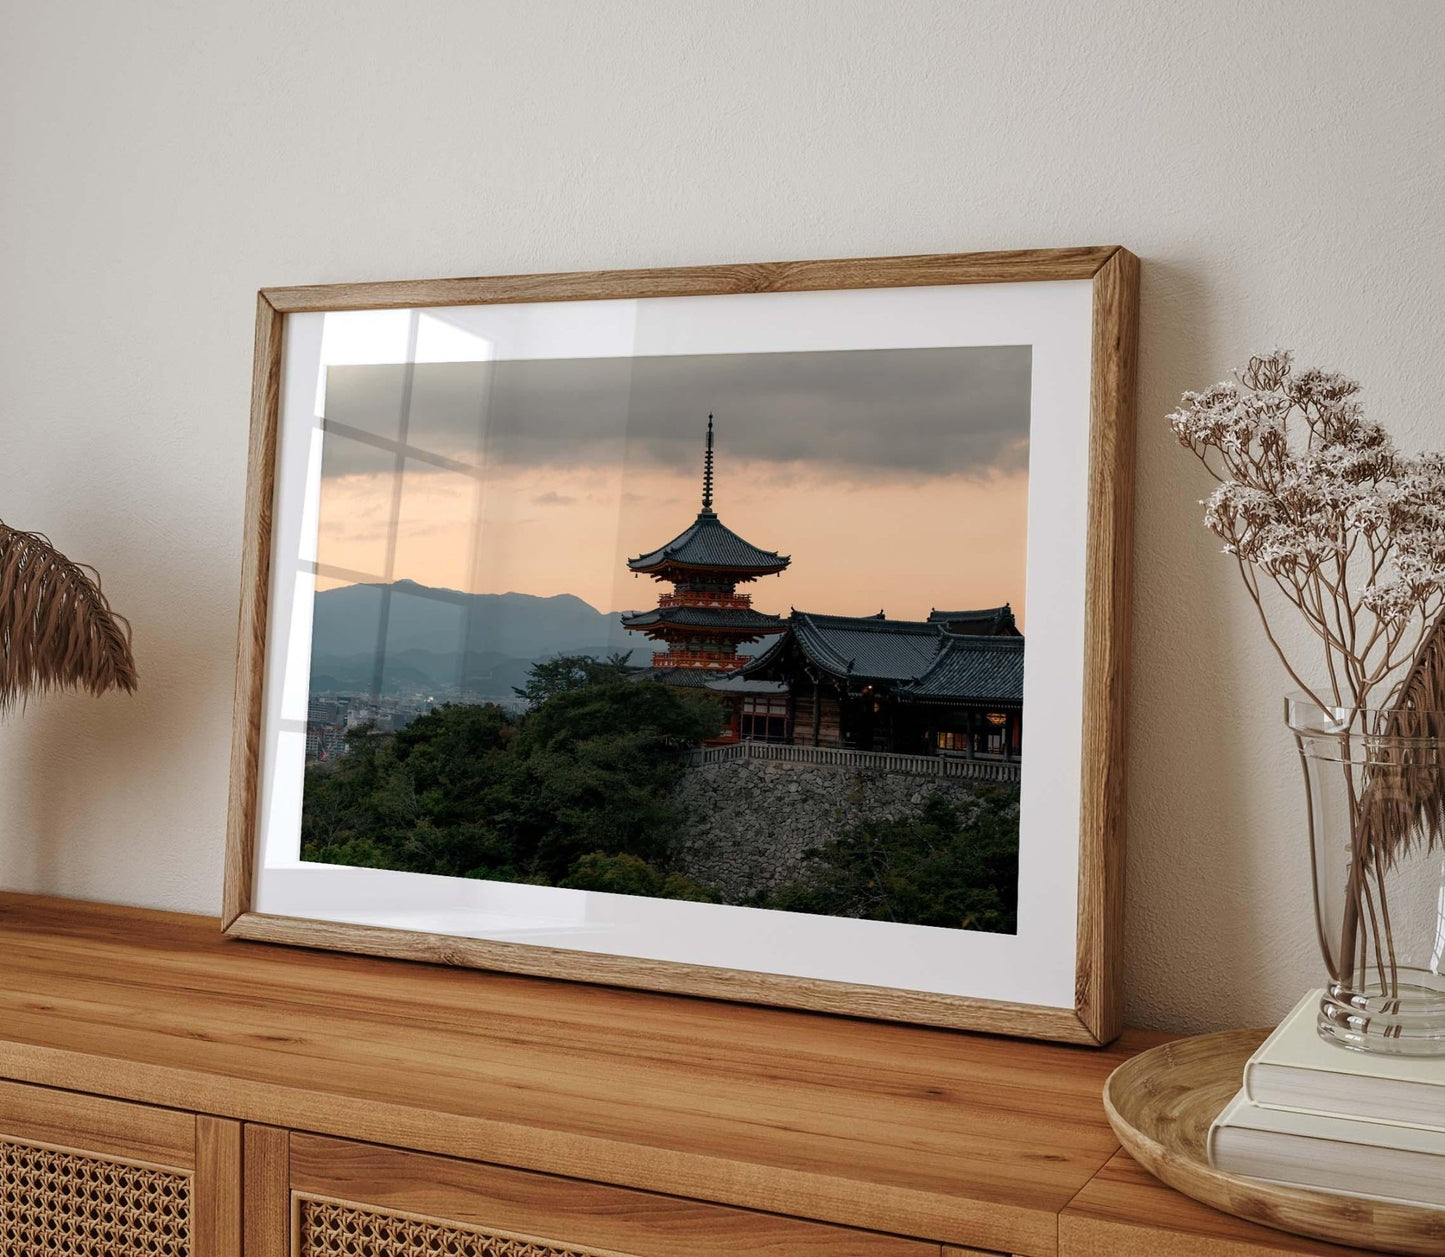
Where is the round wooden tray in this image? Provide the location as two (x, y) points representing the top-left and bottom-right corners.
(1103, 1029), (1445, 1256)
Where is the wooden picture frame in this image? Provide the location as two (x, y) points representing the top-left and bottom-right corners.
(223, 247), (1139, 1045)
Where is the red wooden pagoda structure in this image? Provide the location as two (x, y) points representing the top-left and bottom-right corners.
(622, 417), (790, 686)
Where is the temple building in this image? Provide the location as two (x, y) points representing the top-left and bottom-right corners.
(925, 605), (1020, 637)
(622, 419), (1023, 760)
(716, 608), (1024, 760)
(622, 417), (791, 689)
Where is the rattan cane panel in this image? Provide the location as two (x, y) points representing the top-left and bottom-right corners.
(0, 1135), (191, 1256)
(298, 1196), (637, 1257)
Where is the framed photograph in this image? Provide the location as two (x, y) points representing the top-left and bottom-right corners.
(224, 248), (1138, 1045)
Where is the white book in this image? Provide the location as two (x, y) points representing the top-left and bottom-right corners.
(1208, 1091), (1445, 1208)
(1244, 989), (1445, 1129)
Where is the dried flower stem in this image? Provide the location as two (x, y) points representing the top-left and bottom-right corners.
(1171, 352), (1445, 1003)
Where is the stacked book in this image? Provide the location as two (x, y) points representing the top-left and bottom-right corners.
(1207, 990), (1445, 1208)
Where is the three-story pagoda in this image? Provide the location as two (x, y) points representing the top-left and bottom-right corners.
(622, 417), (790, 684)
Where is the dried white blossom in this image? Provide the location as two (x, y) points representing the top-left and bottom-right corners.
(1172, 351), (1445, 710)
(1362, 581), (1419, 622)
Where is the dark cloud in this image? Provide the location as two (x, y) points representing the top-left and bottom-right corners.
(320, 345), (1031, 483)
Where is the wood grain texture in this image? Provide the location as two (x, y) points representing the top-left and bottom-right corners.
(1102, 1031), (1445, 1255)
(0, 894), (1170, 1256)
(222, 291), (281, 930)
(195, 1115), (242, 1257)
(222, 247), (1137, 1046)
(0, 1076), (193, 1168)
(1061, 1153), (1378, 1256)
(1074, 246), (1139, 1047)
(244, 1124), (290, 1257)
(227, 911), (1100, 1043)
(290, 1132), (940, 1256)
(260, 248), (1120, 313)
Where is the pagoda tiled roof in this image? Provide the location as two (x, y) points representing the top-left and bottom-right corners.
(926, 604), (1020, 636)
(628, 509), (790, 576)
(620, 605), (787, 632)
(898, 634), (1024, 704)
(629, 665), (725, 688)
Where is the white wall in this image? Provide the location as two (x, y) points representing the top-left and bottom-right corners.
(2, 0), (1441, 1033)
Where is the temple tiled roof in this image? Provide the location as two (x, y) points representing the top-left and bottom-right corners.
(704, 676), (789, 695)
(620, 605), (787, 633)
(628, 509), (790, 576)
(743, 611), (945, 683)
(926, 604), (1020, 637)
(740, 610), (1025, 703)
(898, 635), (1024, 704)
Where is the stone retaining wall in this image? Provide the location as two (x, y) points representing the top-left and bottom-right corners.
(670, 756), (993, 904)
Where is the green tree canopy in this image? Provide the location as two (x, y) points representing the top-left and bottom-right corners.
(304, 654), (1016, 931)
(524, 678), (720, 753)
(512, 652), (633, 708)
(755, 791), (1019, 933)
(560, 852), (716, 903)
(303, 662), (722, 897)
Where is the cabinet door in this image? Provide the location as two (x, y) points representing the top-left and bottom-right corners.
(0, 1077), (240, 1256)
(246, 1127), (940, 1257)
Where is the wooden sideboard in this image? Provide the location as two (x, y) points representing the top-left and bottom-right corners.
(0, 893), (1382, 1256)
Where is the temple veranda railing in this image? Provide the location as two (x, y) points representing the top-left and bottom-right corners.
(684, 740), (1021, 783)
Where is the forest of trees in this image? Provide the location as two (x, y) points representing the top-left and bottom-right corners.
(301, 655), (1019, 932)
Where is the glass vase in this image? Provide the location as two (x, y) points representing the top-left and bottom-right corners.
(1288, 693), (1445, 1055)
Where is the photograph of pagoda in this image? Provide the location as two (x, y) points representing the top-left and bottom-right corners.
(299, 344), (1031, 933)
(622, 416), (792, 685)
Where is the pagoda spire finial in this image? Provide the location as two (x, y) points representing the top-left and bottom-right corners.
(701, 413), (715, 512)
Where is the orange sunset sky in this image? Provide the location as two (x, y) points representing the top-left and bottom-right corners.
(312, 346), (1031, 628)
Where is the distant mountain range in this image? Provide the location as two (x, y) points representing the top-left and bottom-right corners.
(309, 580), (648, 697)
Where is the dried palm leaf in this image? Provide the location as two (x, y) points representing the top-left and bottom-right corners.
(1355, 608), (1445, 868)
(0, 522), (137, 712)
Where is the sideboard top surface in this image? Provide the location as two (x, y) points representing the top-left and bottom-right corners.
(0, 892), (1162, 1254)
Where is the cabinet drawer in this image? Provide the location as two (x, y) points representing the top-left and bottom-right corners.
(264, 1130), (942, 1256)
(0, 1077), (240, 1256)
